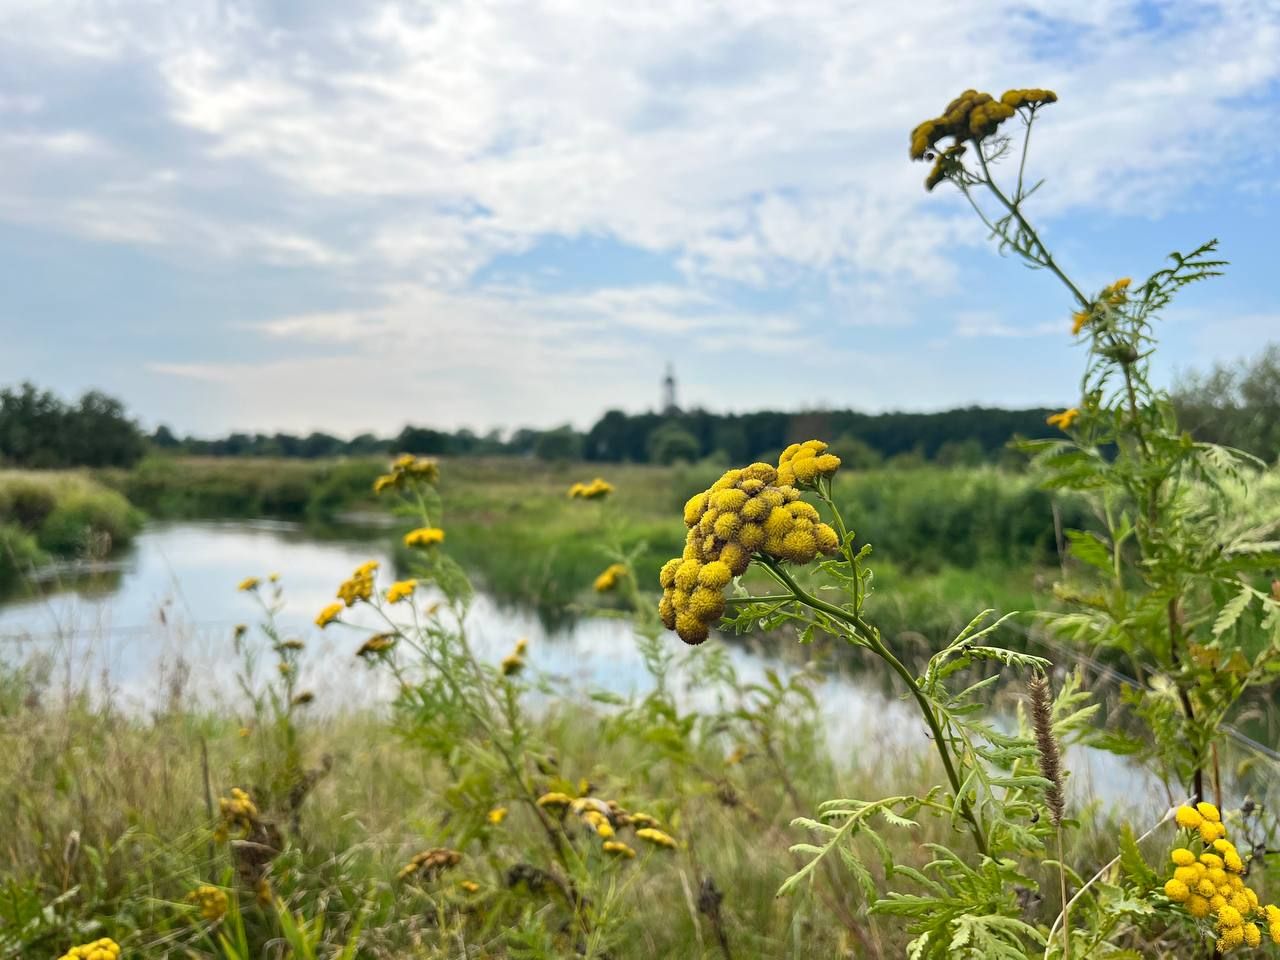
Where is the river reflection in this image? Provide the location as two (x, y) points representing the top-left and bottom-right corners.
(0, 520), (1174, 816)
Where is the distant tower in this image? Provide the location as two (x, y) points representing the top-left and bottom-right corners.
(662, 363), (679, 415)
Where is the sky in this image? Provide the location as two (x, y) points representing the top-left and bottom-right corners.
(1, 0), (1278, 437)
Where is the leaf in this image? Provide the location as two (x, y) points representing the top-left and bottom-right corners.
(1065, 529), (1112, 574)
(1117, 822), (1157, 889)
(1213, 583), (1253, 638)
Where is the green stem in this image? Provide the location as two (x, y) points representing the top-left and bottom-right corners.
(975, 151), (1089, 309)
(759, 558), (990, 857)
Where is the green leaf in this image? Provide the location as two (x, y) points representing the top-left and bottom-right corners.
(1213, 583), (1253, 638)
(1065, 529), (1112, 573)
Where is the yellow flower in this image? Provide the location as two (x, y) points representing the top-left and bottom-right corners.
(185, 884), (229, 921)
(1171, 848), (1196, 866)
(635, 827), (677, 849)
(57, 938), (121, 960)
(501, 653), (524, 676)
(315, 602), (343, 628)
(1196, 801), (1221, 823)
(536, 792), (573, 809)
(488, 807), (508, 825)
(268, 572), (280, 583)
(1164, 878), (1190, 902)
(237, 576), (260, 592)
(397, 848), (462, 882)
(460, 880), (480, 893)
(373, 474), (397, 494)
(238, 726), (251, 738)
(1046, 408), (1080, 431)
(568, 478), (614, 500)
(1071, 309), (1092, 335)
(403, 527), (445, 548)
(385, 579), (417, 603)
(1187, 893), (1212, 918)
(514, 637), (528, 655)
(593, 563), (627, 593)
(603, 840), (636, 858)
(357, 633), (396, 657)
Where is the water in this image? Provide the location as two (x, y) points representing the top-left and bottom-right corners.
(0, 520), (1168, 814)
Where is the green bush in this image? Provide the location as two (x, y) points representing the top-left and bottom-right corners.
(36, 489), (142, 555)
(0, 477), (57, 531)
(0, 523), (43, 587)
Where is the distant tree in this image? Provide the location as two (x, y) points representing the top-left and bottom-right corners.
(534, 426), (583, 462)
(934, 438), (985, 468)
(397, 426), (452, 455)
(151, 425), (180, 449)
(0, 382), (144, 468)
(647, 422), (701, 465)
(828, 434), (882, 470)
(1174, 343), (1280, 464)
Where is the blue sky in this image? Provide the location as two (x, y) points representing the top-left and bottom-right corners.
(1, 0), (1277, 436)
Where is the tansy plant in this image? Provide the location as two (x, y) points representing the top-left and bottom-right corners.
(915, 87), (1280, 808)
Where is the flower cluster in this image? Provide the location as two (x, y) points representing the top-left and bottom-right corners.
(185, 885), (228, 922)
(316, 602), (342, 628)
(593, 562), (627, 593)
(398, 847), (462, 882)
(568, 478), (614, 500)
(1046, 408), (1080, 431)
(1071, 277), (1131, 335)
(58, 939), (120, 960)
(659, 450), (840, 644)
(500, 637), (528, 676)
(337, 560), (378, 606)
(776, 440), (841, 487)
(910, 88), (1057, 189)
(1164, 803), (1279, 952)
(237, 577), (260, 592)
(404, 526), (445, 548)
(385, 578), (416, 603)
(357, 633), (396, 658)
(374, 454), (440, 494)
(215, 787), (258, 841)
(537, 790), (676, 859)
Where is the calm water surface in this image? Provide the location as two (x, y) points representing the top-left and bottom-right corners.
(0, 521), (1168, 813)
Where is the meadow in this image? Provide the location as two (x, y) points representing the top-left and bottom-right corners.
(5, 85), (1280, 960)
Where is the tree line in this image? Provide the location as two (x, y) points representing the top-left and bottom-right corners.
(3, 347), (1277, 469)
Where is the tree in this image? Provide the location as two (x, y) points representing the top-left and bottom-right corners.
(1174, 343), (1280, 464)
(534, 426), (583, 462)
(647, 422), (701, 465)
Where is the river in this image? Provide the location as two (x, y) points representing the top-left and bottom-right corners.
(0, 520), (1178, 815)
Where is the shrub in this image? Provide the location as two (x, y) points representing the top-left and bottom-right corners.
(36, 489), (142, 556)
(0, 523), (43, 587)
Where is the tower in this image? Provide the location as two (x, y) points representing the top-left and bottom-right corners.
(662, 363), (678, 415)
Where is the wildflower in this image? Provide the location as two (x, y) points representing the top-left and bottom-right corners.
(237, 577), (260, 592)
(337, 563), (376, 606)
(1164, 878), (1191, 902)
(291, 691), (314, 707)
(603, 840), (636, 858)
(57, 939), (121, 960)
(626, 812), (660, 830)
(385, 579), (417, 603)
(398, 848), (462, 882)
(568, 478), (614, 500)
(281, 639), (305, 651)
(277, 662), (292, 676)
(404, 527), (445, 548)
(1046, 408), (1080, 431)
(1171, 848), (1197, 866)
(1175, 805), (1203, 829)
(636, 827), (677, 849)
(357, 633), (396, 658)
(514, 637), (528, 655)
(217, 787), (258, 836)
(1071, 309), (1092, 335)
(316, 602), (343, 628)
(593, 563), (627, 593)
(660, 453), (840, 644)
(1197, 801), (1222, 823)
(1000, 88), (1058, 110)
(268, 572), (280, 582)
(373, 474), (397, 494)
(776, 440), (841, 487)
(238, 726), (251, 738)
(501, 653), (524, 676)
(185, 884), (229, 922)
(488, 807), (508, 825)
(537, 792), (573, 810)
(460, 880), (480, 893)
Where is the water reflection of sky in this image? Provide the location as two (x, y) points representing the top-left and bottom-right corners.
(0, 521), (1176, 817)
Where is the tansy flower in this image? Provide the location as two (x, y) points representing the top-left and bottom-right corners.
(501, 653), (524, 676)
(537, 792), (573, 809)
(185, 884), (229, 922)
(238, 726), (251, 738)
(373, 474), (397, 494)
(1165, 878), (1190, 902)
(603, 840), (636, 858)
(460, 880), (480, 893)
(385, 579), (417, 603)
(404, 527), (445, 548)
(593, 563), (627, 593)
(57, 939), (121, 960)
(268, 572), (280, 583)
(357, 633), (396, 657)
(237, 577), (260, 592)
(488, 807), (508, 825)
(1175, 805), (1203, 829)
(1071, 309), (1092, 335)
(397, 848), (462, 882)
(1046, 408), (1080, 431)
(636, 827), (677, 849)
(281, 639), (305, 651)
(568, 478), (614, 500)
